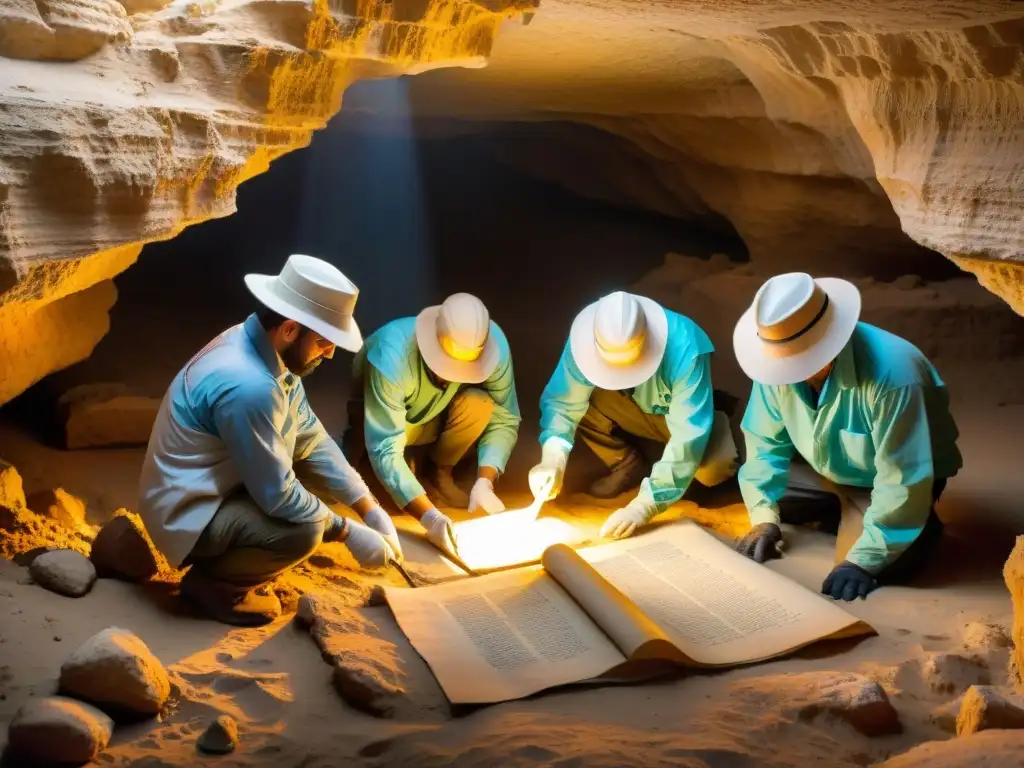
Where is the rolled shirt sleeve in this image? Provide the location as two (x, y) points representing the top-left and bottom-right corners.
(211, 379), (331, 526)
(846, 385), (935, 573)
(364, 364), (425, 508)
(640, 353), (714, 512)
(738, 383), (796, 526)
(539, 342), (595, 448)
(477, 347), (521, 473)
(293, 383), (371, 507)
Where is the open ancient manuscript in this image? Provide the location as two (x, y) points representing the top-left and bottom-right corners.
(384, 521), (873, 705)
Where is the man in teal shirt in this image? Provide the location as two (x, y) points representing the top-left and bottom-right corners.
(733, 272), (962, 601)
(530, 291), (738, 539)
(345, 293), (521, 554)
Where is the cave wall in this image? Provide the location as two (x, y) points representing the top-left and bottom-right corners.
(0, 0), (537, 405)
(394, 1), (1024, 305)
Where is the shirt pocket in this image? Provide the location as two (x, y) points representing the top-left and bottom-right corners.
(839, 429), (875, 473)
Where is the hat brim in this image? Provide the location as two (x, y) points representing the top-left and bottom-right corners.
(244, 274), (363, 353)
(732, 277), (861, 386)
(415, 306), (501, 384)
(570, 297), (668, 390)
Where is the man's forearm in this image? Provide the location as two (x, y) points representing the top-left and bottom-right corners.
(478, 465), (499, 483)
(404, 494), (434, 521)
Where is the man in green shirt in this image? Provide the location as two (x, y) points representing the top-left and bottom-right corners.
(344, 293), (521, 554)
(733, 272), (962, 601)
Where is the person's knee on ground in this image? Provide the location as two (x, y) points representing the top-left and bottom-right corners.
(693, 410), (739, 488)
(432, 388), (495, 508)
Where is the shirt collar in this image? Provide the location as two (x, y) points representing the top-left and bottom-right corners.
(243, 314), (288, 381)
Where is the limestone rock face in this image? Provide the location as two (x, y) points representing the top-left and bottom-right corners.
(397, 1), (1024, 310)
(6, 696), (114, 766)
(59, 383), (161, 449)
(0, 0), (537, 406)
(60, 626), (171, 717)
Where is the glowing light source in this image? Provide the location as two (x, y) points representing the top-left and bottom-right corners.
(450, 510), (579, 572)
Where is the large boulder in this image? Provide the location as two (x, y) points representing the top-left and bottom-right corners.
(58, 383), (161, 449)
(29, 548), (97, 597)
(89, 511), (159, 582)
(1006, 537), (1024, 691)
(6, 696), (114, 766)
(59, 627), (171, 717)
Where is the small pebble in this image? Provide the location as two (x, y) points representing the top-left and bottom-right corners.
(197, 714), (239, 755)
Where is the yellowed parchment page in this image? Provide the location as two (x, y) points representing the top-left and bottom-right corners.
(383, 564), (627, 705)
(580, 521), (874, 666)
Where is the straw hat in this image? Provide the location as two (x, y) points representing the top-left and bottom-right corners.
(733, 272), (861, 386)
(416, 293), (501, 384)
(244, 254), (363, 352)
(570, 292), (668, 390)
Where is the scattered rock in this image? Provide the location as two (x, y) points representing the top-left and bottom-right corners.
(956, 685), (1024, 736)
(1006, 537), (1024, 691)
(892, 274), (924, 290)
(59, 383), (162, 449)
(0, 459), (27, 513)
(26, 488), (89, 530)
(295, 593), (318, 627)
(921, 652), (990, 694)
(197, 714), (239, 755)
(794, 672), (902, 737)
(962, 622), (1012, 652)
(60, 627), (171, 718)
(366, 584), (387, 606)
(30, 549), (97, 597)
(90, 512), (159, 583)
(930, 694), (964, 733)
(333, 663), (400, 718)
(7, 696), (113, 766)
(881, 730), (1024, 767)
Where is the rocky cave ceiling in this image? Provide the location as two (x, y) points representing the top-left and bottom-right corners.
(0, 0), (1022, 404)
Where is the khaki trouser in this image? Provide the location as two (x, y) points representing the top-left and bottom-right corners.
(344, 387), (494, 471)
(577, 388), (738, 488)
(779, 462), (945, 583)
(185, 491), (327, 588)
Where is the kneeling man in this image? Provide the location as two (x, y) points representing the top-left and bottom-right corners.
(530, 291), (738, 539)
(345, 293), (521, 554)
(733, 272), (962, 601)
(140, 255), (398, 627)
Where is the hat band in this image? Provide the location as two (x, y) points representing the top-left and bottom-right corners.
(274, 277), (353, 327)
(440, 334), (484, 362)
(596, 328), (645, 367)
(758, 294), (829, 345)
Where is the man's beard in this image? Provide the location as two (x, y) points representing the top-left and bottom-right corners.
(281, 335), (323, 378)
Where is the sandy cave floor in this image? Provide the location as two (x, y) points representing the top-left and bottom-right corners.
(0, 396), (1022, 767)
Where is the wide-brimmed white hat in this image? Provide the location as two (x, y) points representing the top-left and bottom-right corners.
(733, 272), (861, 386)
(570, 292), (668, 390)
(415, 293), (501, 384)
(244, 254), (363, 352)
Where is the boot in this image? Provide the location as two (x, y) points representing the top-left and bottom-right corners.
(433, 466), (470, 509)
(180, 568), (281, 627)
(589, 450), (648, 499)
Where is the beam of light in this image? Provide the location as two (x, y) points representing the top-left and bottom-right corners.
(450, 510), (580, 572)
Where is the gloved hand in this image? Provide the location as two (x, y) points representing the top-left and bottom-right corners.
(600, 496), (657, 539)
(735, 523), (783, 563)
(338, 517), (394, 569)
(468, 477), (505, 515)
(529, 438), (570, 501)
(822, 561), (877, 601)
(421, 507), (459, 556)
(362, 506), (404, 563)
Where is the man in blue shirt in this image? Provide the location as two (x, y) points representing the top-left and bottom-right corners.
(732, 272), (962, 601)
(530, 291), (738, 539)
(344, 293), (521, 555)
(140, 255), (398, 626)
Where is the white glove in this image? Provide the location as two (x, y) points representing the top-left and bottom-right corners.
(421, 507), (459, 555)
(362, 506), (404, 562)
(468, 478), (505, 515)
(600, 495), (658, 540)
(528, 438), (570, 501)
(342, 518), (395, 569)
